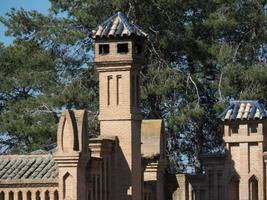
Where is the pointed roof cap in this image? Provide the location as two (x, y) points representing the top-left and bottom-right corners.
(92, 12), (147, 39)
(219, 100), (267, 121)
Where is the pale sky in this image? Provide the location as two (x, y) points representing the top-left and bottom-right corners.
(0, 0), (51, 46)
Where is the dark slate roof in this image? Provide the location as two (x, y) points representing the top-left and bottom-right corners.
(0, 155), (58, 180)
(220, 100), (267, 121)
(92, 12), (147, 38)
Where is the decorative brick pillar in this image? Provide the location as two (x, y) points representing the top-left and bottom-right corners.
(53, 110), (90, 200)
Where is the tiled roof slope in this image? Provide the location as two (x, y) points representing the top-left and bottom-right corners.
(220, 100), (267, 121)
(92, 12), (147, 38)
(0, 155), (58, 180)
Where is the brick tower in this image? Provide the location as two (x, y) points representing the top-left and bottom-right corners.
(221, 100), (267, 200)
(92, 12), (147, 200)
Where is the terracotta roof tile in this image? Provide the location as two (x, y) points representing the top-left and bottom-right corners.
(0, 155), (58, 180)
(220, 100), (267, 121)
(92, 12), (147, 39)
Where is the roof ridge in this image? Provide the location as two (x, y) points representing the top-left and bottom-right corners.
(0, 154), (52, 158)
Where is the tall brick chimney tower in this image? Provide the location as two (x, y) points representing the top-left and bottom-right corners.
(92, 12), (147, 200)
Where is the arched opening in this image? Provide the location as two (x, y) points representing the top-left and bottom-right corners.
(27, 191), (32, 200)
(9, 191), (14, 200)
(18, 191), (22, 200)
(0, 192), (4, 200)
(45, 190), (50, 200)
(63, 172), (74, 199)
(249, 176), (258, 200)
(229, 176), (239, 200)
(54, 191), (59, 200)
(36, 191), (41, 200)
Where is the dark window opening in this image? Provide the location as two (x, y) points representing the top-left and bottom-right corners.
(27, 191), (32, 200)
(117, 43), (128, 53)
(36, 191), (41, 200)
(135, 43), (143, 54)
(45, 191), (50, 200)
(249, 124), (258, 134)
(18, 191), (22, 200)
(54, 191), (59, 200)
(249, 176), (258, 200)
(99, 44), (109, 55)
(0, 192), (4, 200)
(231, 125), (239, 134)
(9, 192), (14, 200)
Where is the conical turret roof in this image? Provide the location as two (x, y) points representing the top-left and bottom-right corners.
(92, 12), (147, 39)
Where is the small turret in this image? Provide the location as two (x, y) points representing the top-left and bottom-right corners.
(220, 100), (267, 140)
(220, 100), (267, 199)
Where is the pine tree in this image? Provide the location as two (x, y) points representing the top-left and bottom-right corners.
(0, 0), (266, 172)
